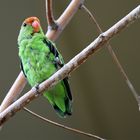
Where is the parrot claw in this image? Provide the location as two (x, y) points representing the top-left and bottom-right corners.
(35, 83), (40, 95)
(54, 57), (64, 68)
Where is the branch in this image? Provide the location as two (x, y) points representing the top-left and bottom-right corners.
(0, 72), (26, 113)
(81, 5), (140, 108)
(23, 107), (105, 140)
(46, 0), (58, 30)
(0, 0), (84, 114)
(0, 5), (140, 125)
(46, 0), (84, 40)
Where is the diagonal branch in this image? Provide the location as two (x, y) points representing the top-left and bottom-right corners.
(23, 107), (105, 140)
(0, 0), (84, 114)
(0, 72), (26, 113)
(81, 5), (140, 108)
(0, 5), (140, 125)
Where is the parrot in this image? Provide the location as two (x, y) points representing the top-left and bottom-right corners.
(17, 17), (72, 117)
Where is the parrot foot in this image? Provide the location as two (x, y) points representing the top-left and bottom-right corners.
(34, 83), (40, 95)
(54, 57), (64, 68)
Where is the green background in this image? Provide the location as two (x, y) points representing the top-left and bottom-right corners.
(0, 0), (140, 139)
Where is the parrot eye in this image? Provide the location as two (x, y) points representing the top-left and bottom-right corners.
(23, 23), (27, 27)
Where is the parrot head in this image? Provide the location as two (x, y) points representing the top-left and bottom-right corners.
(23, 17), (40, 33)
(18, 17), (43, 43)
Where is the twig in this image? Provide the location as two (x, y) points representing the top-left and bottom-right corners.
(0, 0), (84, 115)
(0, 5), (140, 125)
(46, 0), (85, 40)
(46, 0), (58, 30)
(23, 107), (105, 140)
(81, 5), (140, 106)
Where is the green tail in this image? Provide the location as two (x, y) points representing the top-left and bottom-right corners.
(43, 78), (72, 118)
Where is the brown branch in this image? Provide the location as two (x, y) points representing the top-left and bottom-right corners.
(0, 72), (26, 113)
(0, 0), (84, 114)
(46, 0), (58, 30)
(0, 5), (140, 125)
(81, 5), (140, 107)
(23, 107), (105, 140)
(46, 0), (84, 40)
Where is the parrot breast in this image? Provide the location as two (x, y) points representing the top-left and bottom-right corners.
(19, 35), (56, 86)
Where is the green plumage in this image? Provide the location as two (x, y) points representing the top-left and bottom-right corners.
(18, 17), (72, 117)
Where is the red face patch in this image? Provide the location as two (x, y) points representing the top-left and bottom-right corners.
(24, 17), (40, 33)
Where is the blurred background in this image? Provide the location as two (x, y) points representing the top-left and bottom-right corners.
(0, 0), (140, 140)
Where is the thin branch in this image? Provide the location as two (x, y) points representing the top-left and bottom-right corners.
(0, 5), (140, 125)
(80, 5), (102, 33)
(23, 107), (105, 140)
(46, 0), (58, 30)
(81, 5), (140, 105)
(46, 0), (85, 40)
(0, 0), (84, 115)
(0, 72), (26, 113)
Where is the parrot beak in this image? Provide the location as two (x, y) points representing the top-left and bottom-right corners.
(32, 20), (40, 33)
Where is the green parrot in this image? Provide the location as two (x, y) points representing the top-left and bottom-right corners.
(18, 17), (72, 117)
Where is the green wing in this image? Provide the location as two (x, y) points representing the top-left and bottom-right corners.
(43, 38), (72, 117)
